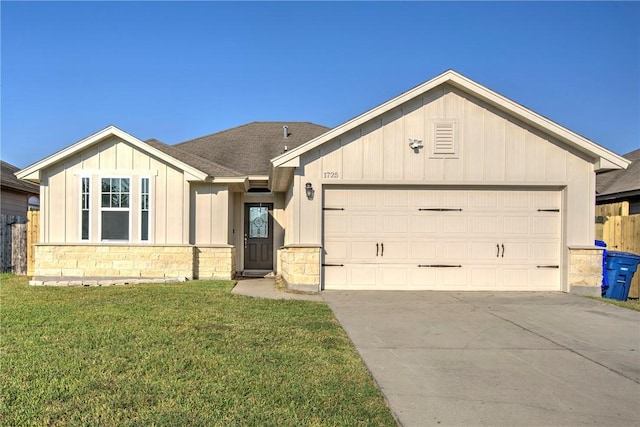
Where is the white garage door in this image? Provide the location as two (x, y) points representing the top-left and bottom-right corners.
(323, 187), (561, 291)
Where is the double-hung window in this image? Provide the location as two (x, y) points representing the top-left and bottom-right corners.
(101, 178), (130, 240)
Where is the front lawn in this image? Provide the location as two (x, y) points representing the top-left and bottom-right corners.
(1, 275), (395, 426)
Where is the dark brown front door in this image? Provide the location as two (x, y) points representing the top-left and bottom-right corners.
(244, 203), (274, 270)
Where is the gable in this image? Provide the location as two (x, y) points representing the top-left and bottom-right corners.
(271, 70), (629, 188)
(298, 84), (595, 184)
(17, 126), (208, 184)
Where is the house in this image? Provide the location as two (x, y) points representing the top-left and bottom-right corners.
(596, 148), (640, 214)
(17, 70), (629, 295)
(2, 160), (39, 216)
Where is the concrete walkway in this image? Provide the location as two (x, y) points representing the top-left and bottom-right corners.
(324, 291), (640, 427)
(231, 278), (322, 301)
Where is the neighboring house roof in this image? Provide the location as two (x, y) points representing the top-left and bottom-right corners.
(271, 70), (630, 174)
(145, 138), (243, 178)
(175, 122), (330, 176)
(1, 160), (39, 195)
(596, 148), (640, 200)
(16, 126), (209, 183)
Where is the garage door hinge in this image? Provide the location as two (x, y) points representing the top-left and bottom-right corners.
(418, 264), (462, 268)
(537, 209), (560, 212)
(323, 207), (345, 211)
(322, 263), (344, 267)
(418, 208), (463, 212)
(536, 265), (559, 268)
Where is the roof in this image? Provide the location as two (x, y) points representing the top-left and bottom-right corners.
(596, 148), (640, 199)
(1, 161), (39, 195)
(145, 138), (243, 177)
(271, 70), (630, 173)
(175, 122), (330, 176)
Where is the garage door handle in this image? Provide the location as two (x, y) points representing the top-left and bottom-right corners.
(501, 244), (505, 258)
(376, 243), (379, 256)
(496, 244), (500, 258)
(537, 265), (559, 269)
(381, 243), (384, 257)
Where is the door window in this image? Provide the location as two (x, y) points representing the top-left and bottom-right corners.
(249, 206), (268, 238)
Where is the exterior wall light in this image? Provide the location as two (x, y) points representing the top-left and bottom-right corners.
(305, 183), (315, 200)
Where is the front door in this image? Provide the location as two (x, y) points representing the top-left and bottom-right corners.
(244, 203), (274, 270)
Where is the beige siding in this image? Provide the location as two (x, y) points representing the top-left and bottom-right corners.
(191, 183), (229, 245)
(294, 84), (595, 252)
(1, 190), (29, 216)
(40, 136), (192, 245)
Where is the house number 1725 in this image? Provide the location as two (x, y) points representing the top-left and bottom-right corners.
(323, 172), (339, 178)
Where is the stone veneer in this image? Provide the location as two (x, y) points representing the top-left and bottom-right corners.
(32, 244), (236, 284)
(278, 245), (321, 293)
(568, 246), (604, 297)
(194, 246), (236, 280)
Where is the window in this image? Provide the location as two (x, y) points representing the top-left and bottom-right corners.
(101, 178), (129, 240)
(81, 177), (90, 240)
(249, 206), (269, 238)
(140, 178), (149, 241)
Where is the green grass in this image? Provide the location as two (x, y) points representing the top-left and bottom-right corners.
(598, 297), (640, 311)
(1, 275), (396, 426)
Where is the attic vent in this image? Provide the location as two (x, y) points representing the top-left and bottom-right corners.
(431, 120), (458, 158)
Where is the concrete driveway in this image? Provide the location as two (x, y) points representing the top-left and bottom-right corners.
(323, 291), (640, 426)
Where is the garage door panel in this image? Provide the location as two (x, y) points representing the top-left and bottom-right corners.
(323, 187), (561, 291)
(410, 216), (438, 233)
(531, 216), (560, 235)
(378, 240), (408, 260)
(470, 216), (498, 234)
(410, 241), (437, 260)
(382, 215), (408, 233)
(350, 266), (377, 286)
(324, 240), (349, 260)
(439, 216), (468, 233)
(440, 241), (469, 260)
(503, 216), (530, 235)
(324, 213), (348, 234)
(350, 215), (377, 233)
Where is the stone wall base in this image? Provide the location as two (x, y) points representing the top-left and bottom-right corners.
(194, 246), (236, 280)
(33, 244), (236, 283)
(278, 245), (321, 293)
(569, 247), (604, 297)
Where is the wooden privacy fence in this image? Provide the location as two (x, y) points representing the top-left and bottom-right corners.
(27, 211), (40, 276)
(0, 214), (28, 275)
(595, 204), (640, 298)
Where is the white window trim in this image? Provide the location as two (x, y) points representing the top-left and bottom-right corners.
(139, 176), (152, 243)
(79, 175), (91, 242)
(99, 176), (132, 242)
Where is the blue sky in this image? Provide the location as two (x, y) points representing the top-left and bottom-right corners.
(2, 1), (638, 168)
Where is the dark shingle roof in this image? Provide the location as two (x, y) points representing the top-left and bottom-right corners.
(1, 161), (39, 194)
(596, 148), (640, 197)
(174, 122), (330, 175)
(145, 139), (243, 177)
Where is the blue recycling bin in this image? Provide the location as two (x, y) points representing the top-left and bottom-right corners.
(595, 240), (608, 295)
(604, 251), (640, 301)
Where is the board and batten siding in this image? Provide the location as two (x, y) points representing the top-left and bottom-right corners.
(190, 183), (230, 245)
(40, 136), (193, 245)
(293, 84), (595, 247)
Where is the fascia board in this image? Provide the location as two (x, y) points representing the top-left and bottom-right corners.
(271, 69), (629, 171)
(16, 125), (209, 182)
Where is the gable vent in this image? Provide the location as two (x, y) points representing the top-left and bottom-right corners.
(434, 121), (455, 155)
